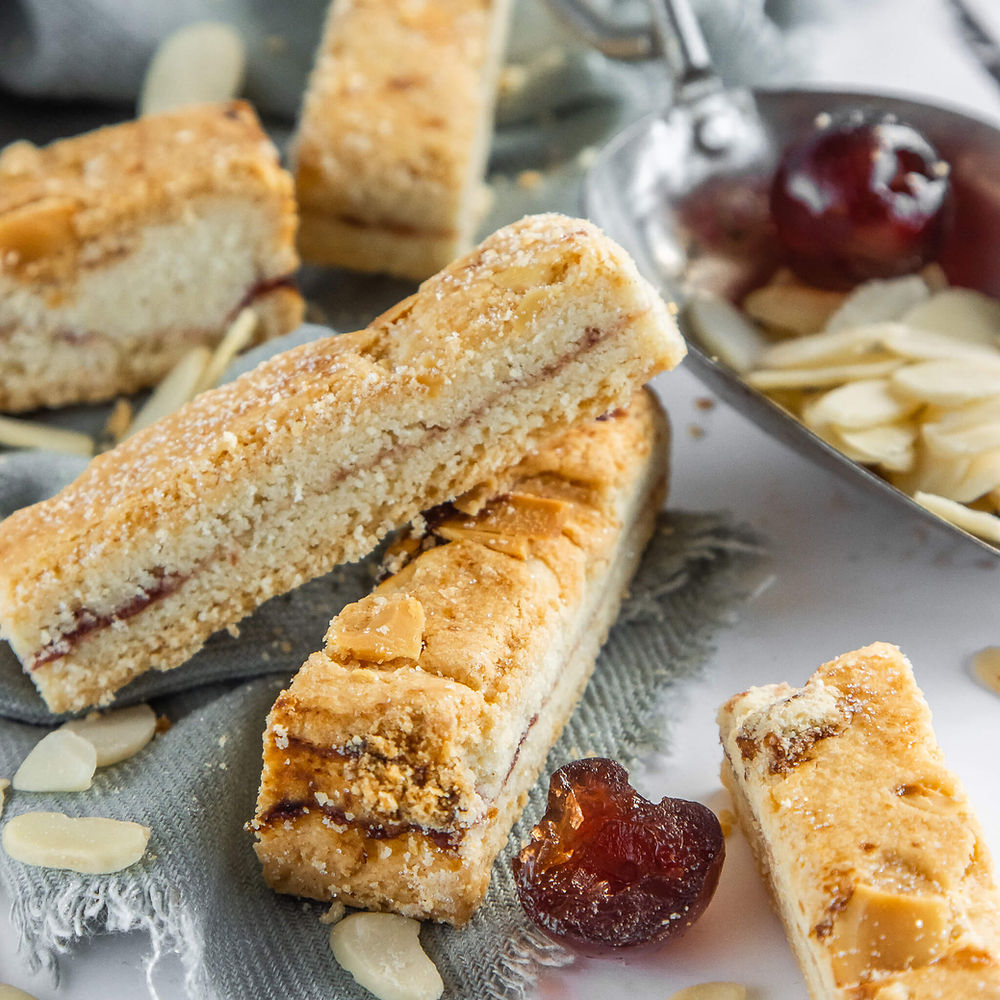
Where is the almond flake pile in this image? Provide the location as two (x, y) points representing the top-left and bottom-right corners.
(687, 268), (1000, 544)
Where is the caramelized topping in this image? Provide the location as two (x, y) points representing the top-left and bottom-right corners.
(328, 594), (426, 663)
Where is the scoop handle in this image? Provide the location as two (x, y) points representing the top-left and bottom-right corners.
(649, 0), (723, 99)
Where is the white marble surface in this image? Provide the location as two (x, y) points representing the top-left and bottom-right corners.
(3, 1), (1000, 997)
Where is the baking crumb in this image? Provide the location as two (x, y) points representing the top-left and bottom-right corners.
(226, 623), (241, 639)
(104, 398), (133, 443)
(154, 714), (172, 735)
(498, 63), (527, 96)
(695, 397), (715, 411)
(688, 424), (705, 440)
(517, 169), (544, 190)
(972, 646), (1000, 697)
(263, 33), (288, 54)
(717, 808), (736, 838)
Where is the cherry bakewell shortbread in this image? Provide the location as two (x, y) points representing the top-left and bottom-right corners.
(251, 390), (668, 924)
(719, 643), (1000, 999)
(0, 101), (302, 412)
(0, 214), (685, 713)
(292, 0), (513, 280)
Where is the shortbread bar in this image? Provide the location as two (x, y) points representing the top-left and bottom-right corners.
(0, 101), (302, 412)
(719, 643), (1000, 999)
(252, 390), (668, 924)
(0, 214), (685, 713)
(293, 0), (513, 280)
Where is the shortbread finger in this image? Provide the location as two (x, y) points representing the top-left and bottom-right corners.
(252, 390), (668, 924)
(0, 101), (302, 413)
(293, 0), (513, 280)
(719, 643), (1000, 999)
(0, 213), (685, 713)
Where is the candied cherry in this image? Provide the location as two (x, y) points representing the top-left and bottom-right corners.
(770, 111), (951, 287)
(513, 758), (725, 955)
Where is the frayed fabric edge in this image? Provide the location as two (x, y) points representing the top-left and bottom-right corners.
(6, 874), (203, 999)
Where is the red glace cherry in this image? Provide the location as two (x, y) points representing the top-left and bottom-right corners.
(513, 758), (725, 954)
(770, 111), (950, 288)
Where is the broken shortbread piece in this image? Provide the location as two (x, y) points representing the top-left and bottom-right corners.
(719, 642), (1000, 998)
(293, 0), (513, 279)
(0, 101), (302, 412)
(0, 213), (684, 714)
(252, 390), (669, 924)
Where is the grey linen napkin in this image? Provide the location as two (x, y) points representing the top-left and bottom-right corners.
(0, 507), (767, 999)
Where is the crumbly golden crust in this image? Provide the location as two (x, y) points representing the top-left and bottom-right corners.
(0, 213), (685, 712)
(719, 643), (1000, 999)
(293, 0), (512, 279)
(252, 390), (669, 923)
(0, 101), (303, 412)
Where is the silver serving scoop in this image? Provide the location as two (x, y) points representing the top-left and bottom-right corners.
(556, 0), (1000, 557)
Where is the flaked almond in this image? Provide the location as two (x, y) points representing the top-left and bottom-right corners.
(329, 913), (443, 1000)
(194, 307), (258, 394)
(0, 985), (40, 1000)
(60, 703), (157, 767)
(13, 730), (96, 792)
(667, 984), (747, 1000)
(0, 416), (94, 457)
(139, 21), (246, 116)
(2, 812), (150, 874)
(126, 346), (211, 436)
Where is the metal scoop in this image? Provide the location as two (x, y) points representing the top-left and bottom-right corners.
(554, 0), (1000, 556)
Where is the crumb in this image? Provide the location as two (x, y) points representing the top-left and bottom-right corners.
(498, 64), (527, 97)
(226, 623), (241, 639)
(104, 398), (133, 442)
(517, 169), (544, 190)
(154, 714), (172, 734)
(688, 424), (705, 439)
(695, 397), (715, 411)
(320, 900), (347, 925)
(717, 808), (736, 838)
(263, 34), (288, 54)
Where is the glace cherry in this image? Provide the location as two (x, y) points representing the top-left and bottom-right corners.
(770, 111), (950, 287)
(513, 758), (725, 955)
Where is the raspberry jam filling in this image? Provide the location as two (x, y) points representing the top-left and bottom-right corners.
(30, 569), (187, 669)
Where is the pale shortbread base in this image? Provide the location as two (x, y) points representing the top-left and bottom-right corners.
(253, 401), (668, 924)
(0, 195), (302, 412)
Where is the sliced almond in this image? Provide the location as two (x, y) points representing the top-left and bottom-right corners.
(836, 423), (917, 473)
(13, 730), (96, 792)
(126, 346), (211, 437)
(902, 287), (1000, 344)
(972, 646), (1000, 697)
(329, 913), (444, 1000)
(667, 985), (747, 1000)
(0, 416), (94, 457)
(139, 21), (246, 116)
(914, 491), (1000, 543)
(742, 283), (846, 336)
(685, 293), (767, 373)
(60, 703), (157, 767)
(825, 274), (929, 331)
(2, 812), (150, 874)
(746, 358), (901, 391)
(0, 986), (40, 1000)
(804, 379), (918, 432)
(923, 419), (1000, 458)
(879, 325), (1000, 364)
(759, 324), (895, 369)
(193, 307), (258, 395)
(891, 360), (1000, 407)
